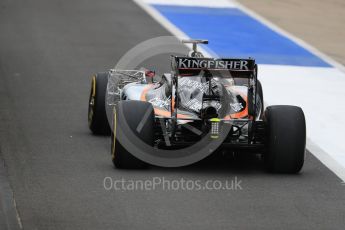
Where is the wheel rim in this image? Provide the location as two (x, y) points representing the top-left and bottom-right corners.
(111, 108), (117, 160)
(88, 76), (96, 127)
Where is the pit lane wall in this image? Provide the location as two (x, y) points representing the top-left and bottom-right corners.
(134, 0), (345, 179)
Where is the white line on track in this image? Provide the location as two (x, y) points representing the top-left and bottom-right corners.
(133, 0), (217, 57)
(141, 0), (237, 8)
(0, 156), (23, 229)
(307, 138), (345, 182)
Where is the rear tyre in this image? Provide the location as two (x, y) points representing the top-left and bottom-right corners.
(264, 105), (306, 173)
(88, 72), (111, 135)
(111, 101), (154, 169)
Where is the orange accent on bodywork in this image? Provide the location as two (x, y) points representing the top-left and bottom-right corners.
(140, 84), (249, 120)
(223, 95), (249, 120)
(153, 108), (189, 118)
(140, 84), (154, 101)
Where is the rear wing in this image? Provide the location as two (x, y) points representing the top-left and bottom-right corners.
(172, 56), (256, 78)
(170, 56), (259, 122)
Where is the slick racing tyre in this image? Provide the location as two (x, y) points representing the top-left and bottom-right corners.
(88, 72), (111, 135)
(111, 101), (154, 169)
(264, 105), (306, 173)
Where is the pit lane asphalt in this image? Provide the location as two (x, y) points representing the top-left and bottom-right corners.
(0, 0), (344, 229)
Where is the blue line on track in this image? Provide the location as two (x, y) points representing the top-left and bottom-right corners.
(152, 5), (331, 67)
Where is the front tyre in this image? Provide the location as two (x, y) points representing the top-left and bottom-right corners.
(111, 101), (154, 169)
(264, 105), (306, 173)
(88, 72), (111, 135)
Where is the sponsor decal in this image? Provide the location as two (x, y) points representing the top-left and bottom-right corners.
(179, 78), (206, 93)
(176, 57), (253, 70)
(185, 98), (202, 111)
(178, 78), (220, 94)
(230, 103), (244, 112)
(149, 97), (170, 108)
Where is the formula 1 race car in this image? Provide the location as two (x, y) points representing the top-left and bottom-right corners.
(88, 39), (306, 173)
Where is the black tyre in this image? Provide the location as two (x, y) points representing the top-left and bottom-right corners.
(111, 101), (154, 169)
(264, 105), (306, 173)
(88, 72), (111, 135)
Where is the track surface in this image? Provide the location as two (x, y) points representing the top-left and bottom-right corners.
(0, 0), (344, 229)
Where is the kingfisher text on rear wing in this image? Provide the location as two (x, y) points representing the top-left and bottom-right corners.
(174, 57), (255, 71)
